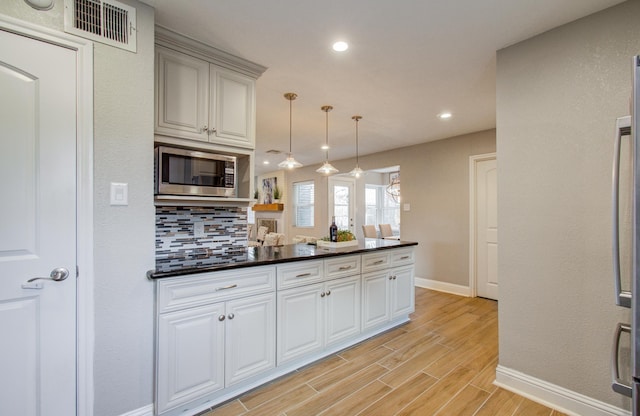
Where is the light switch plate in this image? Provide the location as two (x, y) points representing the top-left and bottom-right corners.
(110, 182), (128, 206)
(403, 203), (411, 211)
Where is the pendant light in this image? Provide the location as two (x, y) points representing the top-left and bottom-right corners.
(316, 105), (339, 175)
(278, 92), (303, 169)
(349, 115), (364, 178)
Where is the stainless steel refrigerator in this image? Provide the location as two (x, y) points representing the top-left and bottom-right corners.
(612, 56), (640, 413)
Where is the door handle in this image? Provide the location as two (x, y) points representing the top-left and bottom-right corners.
(611, 322), (632, 397)
(27, 267), (70, 283)
(612, 116), (632, 308)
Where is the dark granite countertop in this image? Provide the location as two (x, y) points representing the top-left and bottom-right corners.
(148, 239), (418, 279)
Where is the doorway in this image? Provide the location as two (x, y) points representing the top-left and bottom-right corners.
(470, 153), (498, 300)
(328, 177), (356, 235)
(0, 17), (93, 415)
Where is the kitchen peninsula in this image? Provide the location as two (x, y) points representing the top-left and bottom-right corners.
(149, 239), (417, 416)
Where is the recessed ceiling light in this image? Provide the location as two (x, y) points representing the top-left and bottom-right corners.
(321, 144), (329, 150)
(332, 41), (348, 52)
(438, 112), (452, 120)
(263, 160), (270, 165)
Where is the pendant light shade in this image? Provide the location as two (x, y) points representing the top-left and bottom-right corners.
(350, 115), (364, 178)
(316, 105), (339, 175)
(278, 92), (303, 169)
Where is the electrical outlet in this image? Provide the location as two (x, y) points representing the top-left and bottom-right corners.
(194, 220), (205, 237)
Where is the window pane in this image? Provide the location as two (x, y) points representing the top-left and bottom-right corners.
(293, 181), (314, 227)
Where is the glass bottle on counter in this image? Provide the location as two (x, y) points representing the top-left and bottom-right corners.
(330, 216), (338, 242)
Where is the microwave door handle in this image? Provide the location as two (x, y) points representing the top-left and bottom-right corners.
(613, 117), (632, 308)
(611, 322), (632, 397)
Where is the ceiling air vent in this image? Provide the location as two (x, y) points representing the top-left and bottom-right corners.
(64, 0), (137, 52)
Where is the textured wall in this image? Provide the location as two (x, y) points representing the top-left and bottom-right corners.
(281, 129), (496, 287)
(497, 0), (637, 407)
(91, 1), (156, 414)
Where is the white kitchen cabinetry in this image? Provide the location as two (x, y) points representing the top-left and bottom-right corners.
(154, 246), (414, 416)
(156, 266), (276, 415)
(361, 250), (415, 331)
(277, 274), (361, 365)
(156, 46), (256, 149)
(277, 256), (361, 365)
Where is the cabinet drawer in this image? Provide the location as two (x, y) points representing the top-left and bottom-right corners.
(324, 255), (361, 280)
(277, 260), (324, 289)
(157, 266), (276, 314)
(361, 252), (391, 273)
(390, 248), (415, 267)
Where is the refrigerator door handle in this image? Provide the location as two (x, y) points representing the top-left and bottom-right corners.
(613, 116), (632, 308)
(612, 322), (632, 397)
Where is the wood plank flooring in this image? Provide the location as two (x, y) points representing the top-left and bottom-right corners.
(201, 288), (565, 416)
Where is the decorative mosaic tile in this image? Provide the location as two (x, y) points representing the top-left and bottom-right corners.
(155, 206), (248, 261)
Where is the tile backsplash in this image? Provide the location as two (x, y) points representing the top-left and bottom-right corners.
(155, 206), (248, 259)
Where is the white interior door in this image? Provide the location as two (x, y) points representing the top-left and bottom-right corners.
(473, 156), (498, 300)
(0, 29), (77, 415)
(328, 177), (355, 234)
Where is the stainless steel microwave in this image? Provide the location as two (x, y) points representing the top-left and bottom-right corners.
(155, 146), (237, 197)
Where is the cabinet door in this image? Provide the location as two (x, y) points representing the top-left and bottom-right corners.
(225, 293), (276, 386)
(156, 47), (210, 141)
(156, 303), (225, 414)
(277, 283), (323, 365)
(361, 271), (390, 331)
(325, 275), (361, 346)
(390, 266), (415, 319)
(210, 67), (256, 149)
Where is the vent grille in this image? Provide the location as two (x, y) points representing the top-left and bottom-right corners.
(64, 0), (137, 52)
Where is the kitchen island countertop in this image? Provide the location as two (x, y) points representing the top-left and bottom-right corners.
(148, 238), (417, 279)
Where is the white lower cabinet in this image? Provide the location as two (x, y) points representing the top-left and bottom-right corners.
(362, 264), (415, 331)
(156, 266), (276, 415)
(277, 274), (361, 365)
(157, 292), (275, 414)
(155, 247), (415, 416)
(157, 303), (226, 413)
(390, 265), (415, 319)
(225, 293), (276, 386)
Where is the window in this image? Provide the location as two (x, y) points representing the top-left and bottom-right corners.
(365, 185), (400, 232)
(293, 181), (314, 227)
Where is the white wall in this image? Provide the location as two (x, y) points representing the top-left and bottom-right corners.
(497, 0), (636, 409)
(275, 129), (496, 287)
(0, 1), (157, 415)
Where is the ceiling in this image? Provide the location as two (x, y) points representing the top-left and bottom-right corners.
(142, 0), (625, 175)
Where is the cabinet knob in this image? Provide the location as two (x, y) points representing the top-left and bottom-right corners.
(320, 292), (326, 297)
(208, 127), (217, 134)
(326, 290), (331, 296)
(228, 313), (235, 320)
(201, 125), (208, 133)
(218, 315), (226, 321)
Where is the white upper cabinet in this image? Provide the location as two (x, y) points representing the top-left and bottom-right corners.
(156, 46), (256, 149)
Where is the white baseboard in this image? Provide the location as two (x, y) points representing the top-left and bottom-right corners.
(495, 365), (630, 416)
(119, 404), (154, 416)
(415, 277), (471, 297)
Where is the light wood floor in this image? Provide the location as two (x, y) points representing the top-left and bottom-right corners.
(201, 288), (565, 416)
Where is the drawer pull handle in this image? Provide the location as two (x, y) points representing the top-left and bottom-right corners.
(215, 284), (238, 291)
(339, 265), (353, 270)
(400, 256), (410, 260)
(373, 260), (385, 265)
(296, 273), (312, 278)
